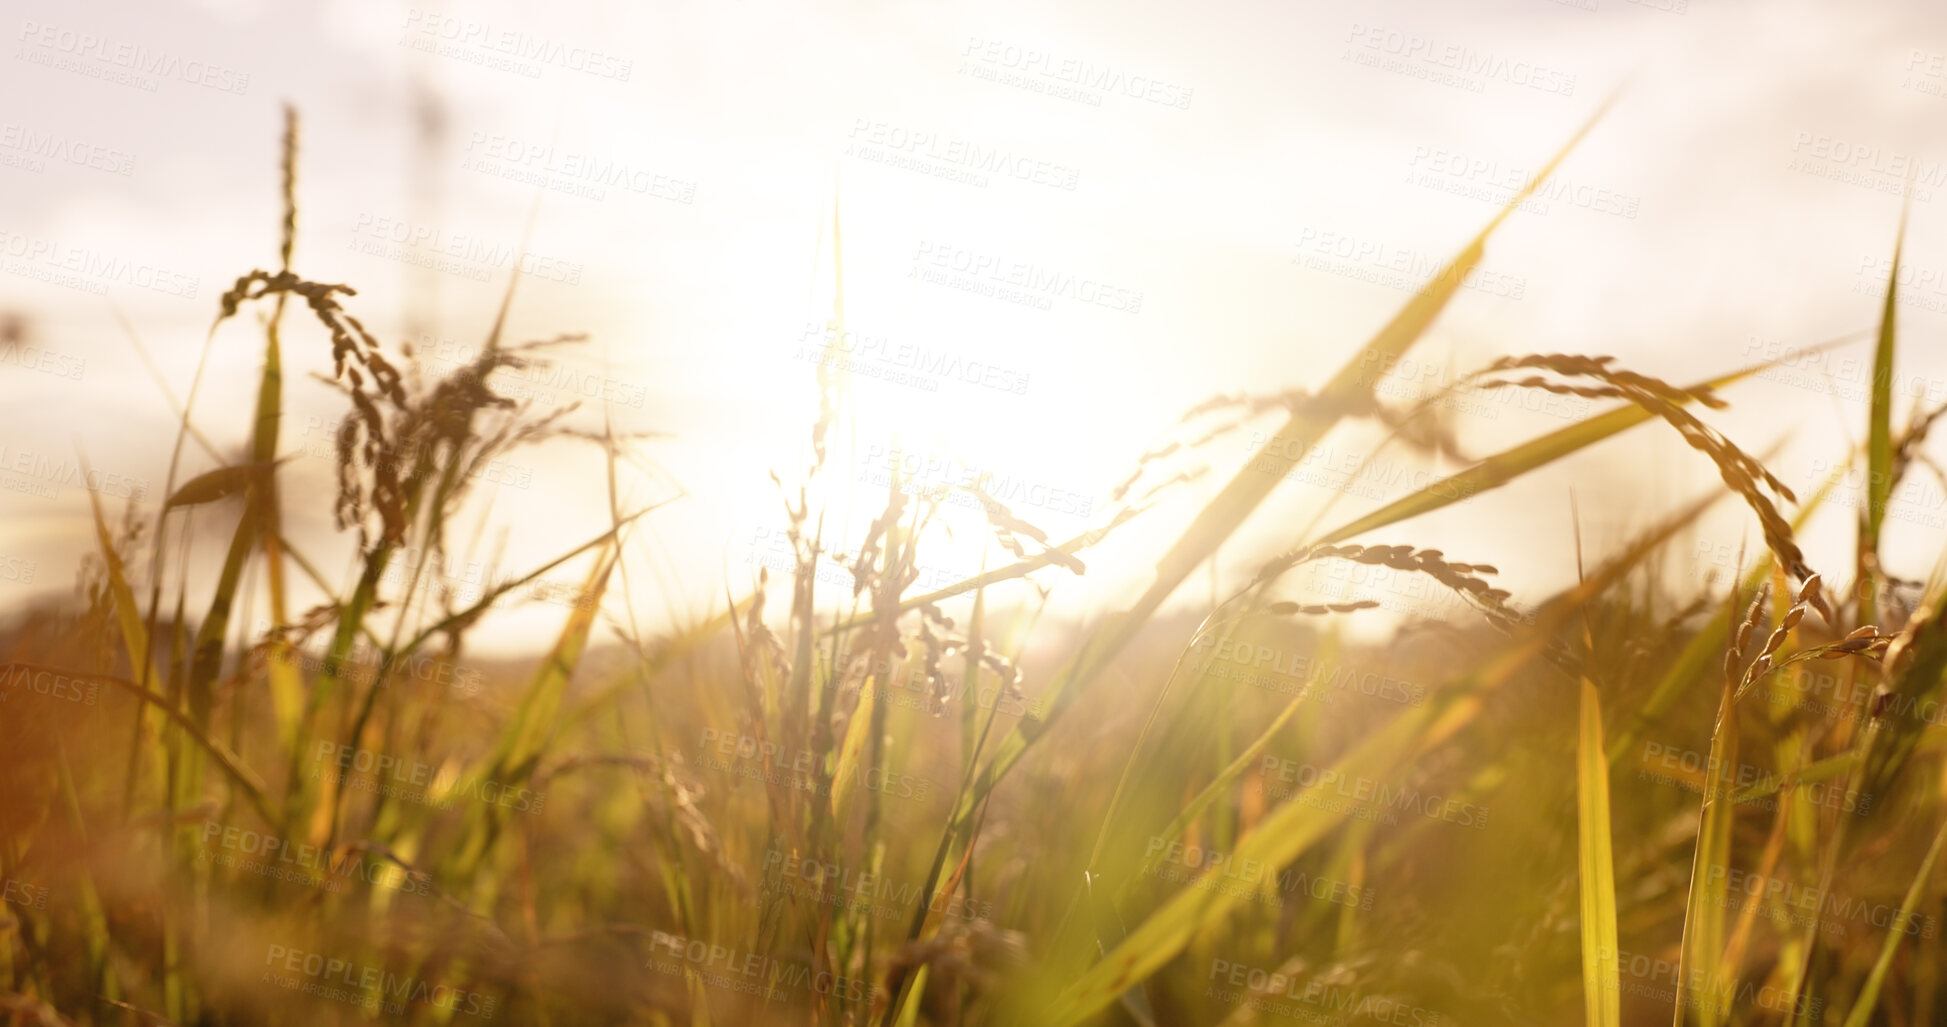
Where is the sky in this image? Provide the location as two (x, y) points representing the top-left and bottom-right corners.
(4, 0), (1947, 654)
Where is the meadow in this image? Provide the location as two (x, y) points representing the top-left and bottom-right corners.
(3, 105), (1946, 1027)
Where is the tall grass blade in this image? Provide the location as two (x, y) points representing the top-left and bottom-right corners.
(830, 668), (879, 825)
(1311, 343), (1851, 549)
(1860, 206), (1909, 625)
(1671, 665), (1739, 1025)
(1840, 817), (1947, 1027)
(1577, 675), (1622, 1027)
(450, 550), (617, 877)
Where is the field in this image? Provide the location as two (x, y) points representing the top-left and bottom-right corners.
(4, 104), (1947, 1027)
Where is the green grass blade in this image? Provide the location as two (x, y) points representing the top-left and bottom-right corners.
(1044, 700), (1431, 1027)
(1578, 675), (1622, 1027)
(1841, 817), (1947, 1027)
(1114, 673), (1314, 898)
(893, 965), (929, 1027)
(1861, 207), (1908, 625)
(1311, 345), (1851, 549)
(1673, 674), (1739, 1027)
(830, 667), (879, 824)
(449, 550), (617, 877)
(79, 457), (156, 685)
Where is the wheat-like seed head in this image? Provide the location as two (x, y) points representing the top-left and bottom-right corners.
(1466, 353), (1830, 623)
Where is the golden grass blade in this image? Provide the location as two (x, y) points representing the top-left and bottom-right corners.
(1114, 668), (1314, 897)
(252, 284), (302, 743)
(161, 460), (281, 510)
(829, 668), (878, 824)
(449, 550), (617, 877)
(1577, 675), (1622, 1027)
(185, 494), (258, 730)
(1672, 664), (1739, 1026)
(1310, 342), (1854, 549)
(489, 553), (616, 783)
(399, 499), (668, 657)
(78, 452), (156, 685)
(1044, 700), (1430, 1027)
(893, 965), (930, 1027)
(1861, 206), (1909, 626)
(1841, 817), (1947, 1027)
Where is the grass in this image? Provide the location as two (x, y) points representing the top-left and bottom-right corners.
(4, 107), (1947, 1027)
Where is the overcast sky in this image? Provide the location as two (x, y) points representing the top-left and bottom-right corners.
(5, 0), (1947, 652)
